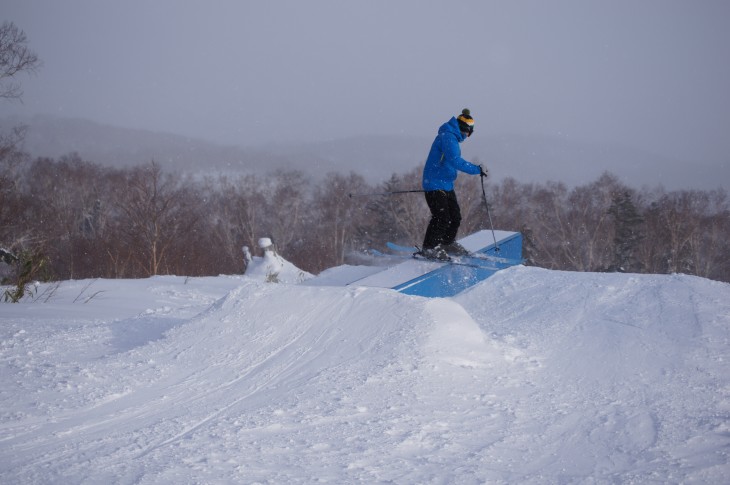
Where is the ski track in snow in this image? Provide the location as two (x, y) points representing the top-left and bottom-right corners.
(0, 268), (729, 483)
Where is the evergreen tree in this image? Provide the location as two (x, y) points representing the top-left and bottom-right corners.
(607, 190), (644, 272)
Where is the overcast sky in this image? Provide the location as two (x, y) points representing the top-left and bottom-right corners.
(4, 0), (730, 171)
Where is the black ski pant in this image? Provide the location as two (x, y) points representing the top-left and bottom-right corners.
(422, 189), (461, 249)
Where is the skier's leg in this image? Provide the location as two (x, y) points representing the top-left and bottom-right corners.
(443, 190), (462, 244)
(423, 190), (451, 249)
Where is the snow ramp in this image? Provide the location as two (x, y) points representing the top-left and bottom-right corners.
(1, 268), (728, 483)
(0, 280), (522, 484)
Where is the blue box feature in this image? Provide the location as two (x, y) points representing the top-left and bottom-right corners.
(393, 232), (522, 298)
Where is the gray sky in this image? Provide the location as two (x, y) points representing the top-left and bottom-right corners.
(4, 0), (730, 171)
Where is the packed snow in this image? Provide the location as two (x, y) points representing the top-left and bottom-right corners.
(1, 258), (729, 483)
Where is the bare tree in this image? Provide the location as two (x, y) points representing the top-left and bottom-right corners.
(565, 173), (625, 271)
(519, 174), (624, 271)
(0, 127), (30, 245)
(116, 161), (194, 276)
(0, 21), (41, 101)
(263, 170), (310, 256)
(209, 174), (267, 271)
(1, 21), (40, 250)
(488, 178), (540, 264)
(525, 181), (570, 269)
(696, 189), (730, 280)
(653, 191), (704, 274)
(4, 151), (730, 284)
(370, 169), (429, 247)
(310, 172), (370, 269)
(642, 188), (730, 279)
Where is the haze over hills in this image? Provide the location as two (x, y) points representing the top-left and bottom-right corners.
(2, 114), (725, 190)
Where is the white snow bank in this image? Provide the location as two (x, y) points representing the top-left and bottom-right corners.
(0, 267), (728, 483)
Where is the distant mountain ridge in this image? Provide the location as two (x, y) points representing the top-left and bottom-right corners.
(2, 114), (724, 190)
(1, 114), (285, 174)
(0, 114), (428, 183)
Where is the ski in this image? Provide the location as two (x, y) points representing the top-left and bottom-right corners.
(386, 242), (420, 254)
(385, 242), (522, 266)
(371, 247), (442, 263)
(366, 248), (413, 262)
(382, 242), (506, 270)
(380, 249), (499, 270)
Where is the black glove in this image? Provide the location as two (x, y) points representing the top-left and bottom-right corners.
(479, 165), (488, 178)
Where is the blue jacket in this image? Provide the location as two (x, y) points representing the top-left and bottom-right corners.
(422, 117), (481, 191)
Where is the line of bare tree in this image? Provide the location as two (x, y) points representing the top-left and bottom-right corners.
(2, 150), (729, 291)
(3, 20), (729, 296)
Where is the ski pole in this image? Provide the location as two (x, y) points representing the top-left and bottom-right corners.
(480, 172), (500, 252)
(348, 189), (426, 198)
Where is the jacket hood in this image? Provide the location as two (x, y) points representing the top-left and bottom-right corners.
(438, 117), (466, 142)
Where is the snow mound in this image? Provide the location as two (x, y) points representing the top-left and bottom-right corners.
(243, 237), (313, 284)
(0, 266), (728, 483)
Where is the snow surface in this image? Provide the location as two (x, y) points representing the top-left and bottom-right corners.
(1, 265), (729, 483)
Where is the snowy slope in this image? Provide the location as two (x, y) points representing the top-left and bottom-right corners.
(1, 267), (728, 483)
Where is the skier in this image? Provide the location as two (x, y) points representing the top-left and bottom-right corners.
(420, 108), (487, 260)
